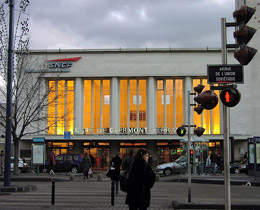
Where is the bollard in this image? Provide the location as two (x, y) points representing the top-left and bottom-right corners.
(111, 181), (115, 206)
(155, 174), (160, 182)
(51, 179), (55, 205)
(97, 174), (103, 182)
(70, 174), (75, 181)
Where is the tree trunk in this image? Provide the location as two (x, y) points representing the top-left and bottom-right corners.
(13, 140), (20, 175)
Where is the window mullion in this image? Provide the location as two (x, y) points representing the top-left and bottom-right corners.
(137, 80), (139, 128)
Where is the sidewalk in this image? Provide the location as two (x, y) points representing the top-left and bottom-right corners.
(1, 170), (259, 185)
(0, 172), (260, 209)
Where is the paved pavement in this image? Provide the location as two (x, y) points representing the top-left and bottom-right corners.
(0, 171), (260, 210)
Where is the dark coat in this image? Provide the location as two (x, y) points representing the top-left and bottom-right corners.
(48, 151), (56, 170)
(110, 155), (122, 181)
(82, 156), (92, 174)
(122, 155), (134, 170)
(125, 158), (156, 208)
(210, 152), (218, 163)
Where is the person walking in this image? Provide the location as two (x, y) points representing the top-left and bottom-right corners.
(110, 152), (122, 193)
(122, 150), (134, 170)
(48, 148), (56, 175)
(0, 150), (4, 174)
(82, 153), (92, 179)
(125, 149), (156, 210)
(210, 150), (218, 175)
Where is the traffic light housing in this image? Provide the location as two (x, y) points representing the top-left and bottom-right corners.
(220, 86), (241, 107)
(194, 127), (205, 137)
(190, 150), (194, 163)
(176, 127), (186, 137)
(233, 5), (257, 65)
(193, 84), (218, 115)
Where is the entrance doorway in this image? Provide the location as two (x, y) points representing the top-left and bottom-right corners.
(83, 142), (110, 169)
(120, 142), (146, 160)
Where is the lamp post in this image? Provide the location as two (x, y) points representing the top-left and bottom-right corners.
(4, 0), (14, 187)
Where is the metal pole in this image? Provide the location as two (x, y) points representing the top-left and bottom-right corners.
(4, 0), (14, 187)
(221, 18), (231, 210)
(111, 181), (115, 206)
(187, 90), (191, 203)
(51, 179), (55, 205)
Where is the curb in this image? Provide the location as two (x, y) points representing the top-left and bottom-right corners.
(172, 201), (260, 209)
(0, 176), (69, 182)
(0, 184), (37, 193)
(166, 177), (260, 186)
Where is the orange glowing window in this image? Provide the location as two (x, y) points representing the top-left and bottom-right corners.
(156, 79), (183, 133)
(48, 80), (74, 135)
(83, 80), (111, 134)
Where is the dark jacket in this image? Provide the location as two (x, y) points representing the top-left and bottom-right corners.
(125, 158), (156, 207)
(82, 156), (92, 173)
(110, 155), (122, 181)
(122, 155), (134, 170)
(210, 152), (218, 163)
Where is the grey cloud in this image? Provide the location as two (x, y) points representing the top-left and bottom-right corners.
(29, 0), (235, 49)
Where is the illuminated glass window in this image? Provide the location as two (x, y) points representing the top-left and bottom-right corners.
(193, 79), (220, 134)
(48, 80), (74, 135)
(120, 79), (147, 133)
(84, 80), (110, 134)
(156, 79), (183, 134)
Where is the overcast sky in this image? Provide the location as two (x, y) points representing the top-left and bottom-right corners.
(27, 0), (235, 50)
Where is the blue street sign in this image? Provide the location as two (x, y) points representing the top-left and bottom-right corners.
(33, 137), (45, 143)
(64, 131), (71, 139)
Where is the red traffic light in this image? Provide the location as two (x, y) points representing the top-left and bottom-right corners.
(190, 150), (194, 155)
(220, 86), (241, 107)
(234, 46), (257, 65)
(194, 90), (218, 110)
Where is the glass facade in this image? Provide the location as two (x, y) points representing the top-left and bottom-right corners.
(193, 79), (220, 134)
(47, 78), (220, 136)
(48, 80), (74, 135)
(44, 77), (222, 170)
(84, 80), (110, 134)
(156, 79), (184, 134)
(120, 79), (147, 133)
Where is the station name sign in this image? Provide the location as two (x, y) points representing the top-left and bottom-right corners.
(47, 57), (81, 72)
(207, 65), (244, 84)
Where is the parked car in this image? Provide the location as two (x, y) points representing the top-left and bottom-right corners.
(11, 157), (28, 173)
(230, 159), (248, 174)
(40, 154), (83, 174)
(156, 156), (188, 176)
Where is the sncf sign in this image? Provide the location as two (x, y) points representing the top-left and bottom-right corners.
(47, 57), (81, 72)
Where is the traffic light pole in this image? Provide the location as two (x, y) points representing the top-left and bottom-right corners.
(221, 18), (231, 210)
(187, 90), (192, 203)
(186, 91), (196, 203)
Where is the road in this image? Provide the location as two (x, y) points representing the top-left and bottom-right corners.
(0, 173), (260, 210)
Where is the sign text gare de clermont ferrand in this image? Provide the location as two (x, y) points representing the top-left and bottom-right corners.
(74, 127), (178, 134)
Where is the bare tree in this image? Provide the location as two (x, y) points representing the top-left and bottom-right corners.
(0, 1), (69, 174)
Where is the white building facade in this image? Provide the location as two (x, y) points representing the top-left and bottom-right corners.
(15, 46), (258, 168)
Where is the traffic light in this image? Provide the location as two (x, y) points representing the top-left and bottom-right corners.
(233, 5), (257, 65)
(176, 127), (186, 137)
(220, 86), (241, 107)
(190, 150), (194, 163)
(194, 127), (205, 137)
(193, 84), (218, 115)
